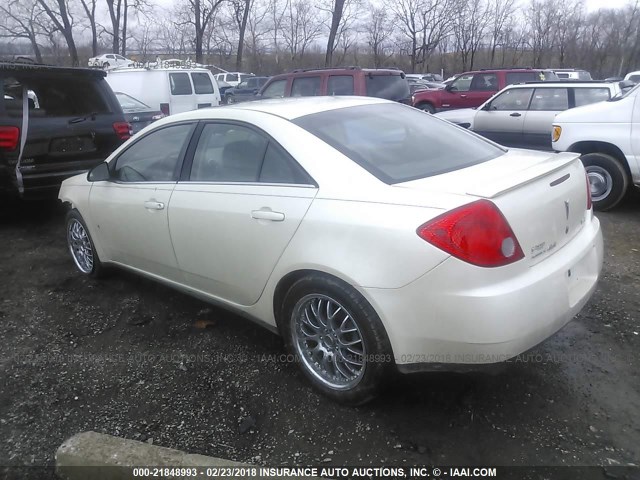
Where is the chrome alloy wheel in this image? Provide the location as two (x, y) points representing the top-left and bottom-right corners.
(586, 165), (613, 202)
(292, 294), (366, 390)
(67, 219), (94, 274)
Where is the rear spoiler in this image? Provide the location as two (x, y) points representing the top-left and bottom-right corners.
(466, 152), (581, 198)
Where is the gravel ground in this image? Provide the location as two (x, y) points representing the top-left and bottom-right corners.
(0, 191), (638, 471)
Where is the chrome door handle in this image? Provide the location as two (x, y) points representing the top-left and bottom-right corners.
(251, 209), (285, 222)
(460, 94), (467, 98)
(144, 200), (165, 210)
(510, 112), (522, 117)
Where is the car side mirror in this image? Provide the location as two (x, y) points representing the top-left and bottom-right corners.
(445, 84), (454, 92)
(88, 162), (111, 182)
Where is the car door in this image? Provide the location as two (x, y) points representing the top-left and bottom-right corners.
(234, 80), (251, 100)
(168, 72), (195, 113)
(440, 73), (474, 109)
(89, 123), (195, 280)
(522, 87), (569, 150)
(474, 88), (533, 147)
(464, 73), (500, 107)
(190, 71), (218, 107)
(168, 122), (317, 305)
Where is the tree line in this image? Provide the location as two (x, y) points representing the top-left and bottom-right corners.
(2, 0), (640, 79)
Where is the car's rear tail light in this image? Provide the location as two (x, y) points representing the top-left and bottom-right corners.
(585, 171), (592, 210)
(160, 103), (170, 116)
(0, 126), (20, 151)
(113, 122), (132, 140)
(417, 200), (525, 267)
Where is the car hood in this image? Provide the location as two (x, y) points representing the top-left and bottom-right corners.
(554, 95), (633, 124)
(434, 108), (476, 127)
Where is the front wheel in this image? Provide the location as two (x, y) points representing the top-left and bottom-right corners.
(66, 209), (105, 278)
(227, 96), (235, 104)
(103, 62), (110, 69)
(580, 152), (629, 211)
(417, 102), (435, 114)
(281, 275), (393, 405)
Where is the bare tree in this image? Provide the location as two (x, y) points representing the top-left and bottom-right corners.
(453, 0), (490, 70)
(281, 0), (323, 62)
(487, 0), (515, 66)
(36, 0), (80, 65)
(324, 0), (346, 66)
(365, 6), (392, 67)
(231, 0), (252, 70)
(0, 0), (46, 62)
(78, 0), (98, 56)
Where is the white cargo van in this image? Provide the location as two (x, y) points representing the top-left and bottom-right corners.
(552, 84), (640, 210)
(105, 67), (221, 116)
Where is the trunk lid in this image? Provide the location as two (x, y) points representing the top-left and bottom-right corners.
(396, 149), (589, 266)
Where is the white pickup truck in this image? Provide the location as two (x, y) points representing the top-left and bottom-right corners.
(552, 84), (640, 210)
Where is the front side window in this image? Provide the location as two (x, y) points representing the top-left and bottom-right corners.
(261, 79), (286, 98)
(450, 74), (474, 92)
(328, 75), (354, 95)
(170, 73), (192, 95)
(113, 124), (192, 182)
(489, 88), (533, 110)
(294, 103), (504, 184)
(291, 76), (321, 97)
(191, 72), (214, 94)
(470, 73), (498, 91)
(574, 88), (610, 107)
(530, 88), (569, 110)
(227, 74), (239, 83)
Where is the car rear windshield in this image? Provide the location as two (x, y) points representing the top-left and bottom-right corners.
(365, 74), (410, 101)
(1, 75), (111, 118)
(294, 103), (505, 184)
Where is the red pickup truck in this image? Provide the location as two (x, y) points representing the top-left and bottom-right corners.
(412, 68), (559, 113)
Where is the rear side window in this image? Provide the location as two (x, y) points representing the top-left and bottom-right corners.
(365, 75), (410, 101)
(191, 73), (214, 94)
(530, 88), (568, 110)
(262, 79), (286, 98)
(294, 103), (504, 184)
(227, 74), (239, 83)
(114, 124), (192, 182)
(574, 88), (610, 107)
(292, 77), (321, 97)
(260, 142), (311, 184)
(505, 72), (536, 85)
(2, 75), (110, 117)
(328, 75), (354, 95)
(190, 123), (268, 182)
(170, 73), (192, 95)
(489, 88), (533, 110)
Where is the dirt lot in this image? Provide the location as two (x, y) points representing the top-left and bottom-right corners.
(0, 192), (639, 472)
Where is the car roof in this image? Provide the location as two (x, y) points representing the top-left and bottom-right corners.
(172, 96), (390, 122)
(505, 81), (615, 88)
(108, 67), (212, 74)
(0, 61), (106, 78)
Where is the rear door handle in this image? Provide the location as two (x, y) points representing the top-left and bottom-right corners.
(510, 112), (522, 117)
(144, 200), (165, 210)
(460, 94), (467, 98)
(251, 209), (285, 222)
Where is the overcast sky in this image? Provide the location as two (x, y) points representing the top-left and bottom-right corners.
(586, 0), (628, 10)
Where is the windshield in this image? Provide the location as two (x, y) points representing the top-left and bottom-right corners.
(610, 82), (640, 101)
(115, 92), (150, 112)
(365, 75), (410, 101)
(294, 103), (505, 184)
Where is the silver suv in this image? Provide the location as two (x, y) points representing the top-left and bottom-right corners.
(435, 81), (622, 150)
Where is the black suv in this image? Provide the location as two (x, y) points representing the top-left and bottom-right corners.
(0, 62), (130, 198)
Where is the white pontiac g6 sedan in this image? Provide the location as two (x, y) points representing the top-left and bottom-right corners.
(59, 97), (604, 404)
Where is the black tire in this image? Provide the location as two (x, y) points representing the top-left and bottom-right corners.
(65, 209), (105, 278)
(103, 62), (110, 69)
(417, 102), (435, 114)
(580, 152), (629, 211)
(227, 96), (235, 104)
(280, 274), (394, 405)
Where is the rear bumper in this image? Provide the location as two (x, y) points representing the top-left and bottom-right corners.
(363, 213), (603, 370)
(0, 159), (102, 198)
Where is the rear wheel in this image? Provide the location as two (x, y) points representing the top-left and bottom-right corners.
(66, 209), (105, 278)
(580, 152), (629, 211)
(417, 102), (435, 114)
(103, 62), (110, 69)
(227, 96), (235, 104)
(281, 274), (393, 405)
